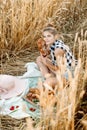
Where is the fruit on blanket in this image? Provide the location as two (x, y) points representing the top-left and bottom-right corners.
(16, 106), (19, 108)
(10, 106), (15, 110)
(10, 105), (19, 110)
(27, 92), (32, 97)
(26, 87), (55, 102)
(29, 107), (36, 112)
(29, 88), (40, 95)
(26, 88), (40, 103)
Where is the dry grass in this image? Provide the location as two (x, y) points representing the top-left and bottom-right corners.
(0, 0), (87, 74)
(0, 0), (61, 51)
(28, 56), (86, 130)
(0, 0), (87, 130)
(0, 0), (87, 51)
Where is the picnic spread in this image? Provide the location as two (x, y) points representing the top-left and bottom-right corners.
(0, 62), (43, 119)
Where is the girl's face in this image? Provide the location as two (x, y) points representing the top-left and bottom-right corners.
(42, 31), (56, 46)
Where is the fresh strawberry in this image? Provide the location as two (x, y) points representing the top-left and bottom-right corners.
(10, 106), (15, 110)
(16, 106), (19, 108)
(29, 107), (36, 112)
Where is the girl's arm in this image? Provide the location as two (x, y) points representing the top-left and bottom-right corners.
(46, 59), (59, 71)
(54, 48), (65, 57)
(46, 48), (66, 71)
(41, 55), (59, 71)
(41, 48), (65, 71)
(54, 48), (66, 66)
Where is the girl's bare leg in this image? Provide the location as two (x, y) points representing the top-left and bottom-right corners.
(36, 56), (58, 89)
(44, 76), (57, 89)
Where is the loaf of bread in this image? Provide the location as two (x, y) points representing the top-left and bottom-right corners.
(27, 88), (40, 101)
(37, 38), (50, 57)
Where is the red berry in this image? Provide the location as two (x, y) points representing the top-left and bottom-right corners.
(10, 106), (15, 110)
(29, 107), (36, 112)
(16, 106), (19, 108)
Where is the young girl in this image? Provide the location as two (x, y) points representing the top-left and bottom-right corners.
(36, 25), (77, 88)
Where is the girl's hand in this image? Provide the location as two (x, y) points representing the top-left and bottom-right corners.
(41, 55), (58, 71)
(41, 55), (47, 65)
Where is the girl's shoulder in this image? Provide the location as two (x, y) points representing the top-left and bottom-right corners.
(54, 40), (71, 52)
(55, 39), (64, 45)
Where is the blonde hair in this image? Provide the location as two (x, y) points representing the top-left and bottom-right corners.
(42, 24), (58, 36)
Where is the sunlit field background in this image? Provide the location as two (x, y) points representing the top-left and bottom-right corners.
(0, 0), (87, 130)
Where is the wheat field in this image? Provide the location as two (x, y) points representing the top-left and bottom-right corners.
(0, 0), (87, 130)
